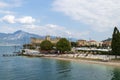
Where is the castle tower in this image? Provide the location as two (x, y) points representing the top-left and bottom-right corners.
(45, 35), (50, 41)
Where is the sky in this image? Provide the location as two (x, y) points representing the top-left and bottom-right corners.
(0, 0), (120, 41)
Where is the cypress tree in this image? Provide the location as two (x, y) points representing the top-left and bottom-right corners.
(111, 27), (120, 58)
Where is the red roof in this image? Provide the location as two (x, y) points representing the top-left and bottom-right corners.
(89, 40), (96, 42)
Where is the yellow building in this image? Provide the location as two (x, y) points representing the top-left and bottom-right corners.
(77, 40), (88, 47)
(88, 40), (103, 47)
(31, 35), (60, 46)
(77, 40), (103, 47)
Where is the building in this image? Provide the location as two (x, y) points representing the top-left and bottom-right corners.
(102, 41), (111, 47)
(88, 40), (96, 46)
(88, 40), (103, 47)
(31, 35), (60, 47)
(77, 40), (88, 47)
(77, 40), (103, 47)
(102, 38), (112, 47)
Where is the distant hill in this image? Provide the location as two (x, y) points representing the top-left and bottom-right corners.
(0, 30), (44, 46)
(0, 30), (77, 46)
(102, 38), (112, 42)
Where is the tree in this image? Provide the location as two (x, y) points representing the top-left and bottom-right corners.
(23, 44), (35, 49)
(71, 42), (77, 47)
(111, 27), (120, 57)
(56, 38), (71, 53)
(40, 40), (53, 51)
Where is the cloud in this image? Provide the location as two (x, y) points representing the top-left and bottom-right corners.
(0, 0), (23, 8)
(1, 15), (36, 24)
(1, 15), (15, 23)
(17, 16), (36, 24)
(19, 24), (89, 39)
(21, 24), (67, 36)
(0, 10), (15, 14)
(0, 22), (89, 39)
(0, 26), (16, 33)
(0, 1), (8, 8)
(10, 0), (23, 7)
(53, 0), (120, 32)
(0, 0), (23, 15)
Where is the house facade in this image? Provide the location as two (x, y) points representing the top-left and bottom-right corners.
(77, 40), (88, 47)
(77, 40), (103, 47)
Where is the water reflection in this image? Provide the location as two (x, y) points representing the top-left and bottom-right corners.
(111, 68), (120, 80)
(55, 60), (72, 80)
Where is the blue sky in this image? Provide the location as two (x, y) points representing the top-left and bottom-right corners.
(0, 0), (120, 41)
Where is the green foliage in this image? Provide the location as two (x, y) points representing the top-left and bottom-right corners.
(23, 44), (35, 49)
(56, 38), (71, 53)
(40, 40), (53, 51)
(111, 27), (120, 56)
(71, 42), (77, 47)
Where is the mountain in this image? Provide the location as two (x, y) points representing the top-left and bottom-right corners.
(102, 38), (112, 42)
(0, 30), (44, 46)
(0, 30), (77, 46)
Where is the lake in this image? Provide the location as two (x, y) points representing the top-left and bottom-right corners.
(0, 46), (120, 80)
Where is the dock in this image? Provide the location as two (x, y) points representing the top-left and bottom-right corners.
(2, 52), (21, 57)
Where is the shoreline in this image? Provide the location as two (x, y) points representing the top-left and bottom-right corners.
(22, 53), (120, 67)
(43, 56), (120, 67)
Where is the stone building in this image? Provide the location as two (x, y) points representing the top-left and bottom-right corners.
(31, 35), (60, 47)
(77, 40), (88, 47)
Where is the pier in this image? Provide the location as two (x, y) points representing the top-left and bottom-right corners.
(2, 53), (21, 57)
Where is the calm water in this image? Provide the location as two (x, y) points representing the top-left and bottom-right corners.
(0, 46), (120, 80)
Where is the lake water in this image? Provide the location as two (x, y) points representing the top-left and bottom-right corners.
(0, 46), (120, 80)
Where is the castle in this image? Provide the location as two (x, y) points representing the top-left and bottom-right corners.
(31, 35), (60, 47)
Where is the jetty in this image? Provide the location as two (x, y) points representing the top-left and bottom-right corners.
(2, 52), (21, 57)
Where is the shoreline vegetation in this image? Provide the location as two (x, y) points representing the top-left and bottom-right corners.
(21, 53), (120, 67)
